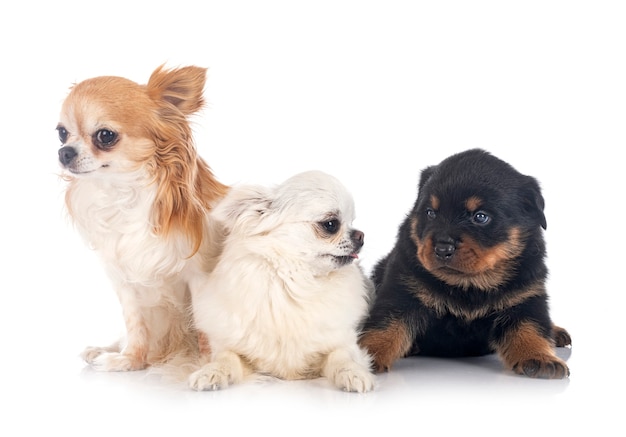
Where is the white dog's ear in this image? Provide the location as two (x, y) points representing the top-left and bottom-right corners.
(212, 185), (273, 232)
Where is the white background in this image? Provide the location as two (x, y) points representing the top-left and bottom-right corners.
(1, 1), (624, 435)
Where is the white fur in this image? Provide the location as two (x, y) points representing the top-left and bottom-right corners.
(66, 167), (216, 371)
(68, 171), (188, 284)
(189, 171), (375, 392)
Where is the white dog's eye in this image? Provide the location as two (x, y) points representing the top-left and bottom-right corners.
(93, 129), (119, 150)
(56, 125), (68, 144)
(320, 219), (340, 235)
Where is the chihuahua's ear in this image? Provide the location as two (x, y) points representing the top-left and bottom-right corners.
(211, 185), (273, 233)
(146, 64), (207, 115)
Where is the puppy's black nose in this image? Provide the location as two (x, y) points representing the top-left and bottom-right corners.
(434, 240), (456, 259)
(58, 146), (77, 166)
(351, 230), (365, 250)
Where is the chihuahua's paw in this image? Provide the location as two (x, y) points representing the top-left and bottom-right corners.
(83, 350), (147, 372)
(81, 345), (118, 362)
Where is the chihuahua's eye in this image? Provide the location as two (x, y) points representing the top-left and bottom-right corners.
(320, 219), (340, 235)
(93, 129), (118, 150)
(472, 211), (491, 225)
(57, 126), (68, 144)
(426, 208), (437, 220)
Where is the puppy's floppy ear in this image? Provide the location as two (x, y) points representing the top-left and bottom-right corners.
(146, 64), (207, 115)
(521, 176), (547, 230)
(418, 165), (437, 193)
(211, 185), (273, 232)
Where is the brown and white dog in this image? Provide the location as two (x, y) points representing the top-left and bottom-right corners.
(57, 65), (228, 371)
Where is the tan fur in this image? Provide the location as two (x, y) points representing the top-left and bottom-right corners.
(494, 321), (569, 379)
(358, 319), (412, 373)
(412, 217), (526, 290)
(408, 277), (546, 321)
(465, 195), (482, 211)
(430, 194), (439, 210)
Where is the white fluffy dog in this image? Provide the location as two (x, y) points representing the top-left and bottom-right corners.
(189, 170), (375, 392)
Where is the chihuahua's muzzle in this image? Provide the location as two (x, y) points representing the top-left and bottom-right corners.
(58, 146), (77, 167)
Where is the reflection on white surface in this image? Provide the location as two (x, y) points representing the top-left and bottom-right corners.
(7, 343), (593, 436)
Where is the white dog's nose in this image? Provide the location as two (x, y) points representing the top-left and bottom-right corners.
(351, 230), (364, 250)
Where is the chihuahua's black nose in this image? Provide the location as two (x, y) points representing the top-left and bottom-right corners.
(434, 238), (456, 259)
(58, 146), (77, 166)
(351, 230), (365, 250)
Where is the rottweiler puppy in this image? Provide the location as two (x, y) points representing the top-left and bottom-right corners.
(359, 148), (571, 379)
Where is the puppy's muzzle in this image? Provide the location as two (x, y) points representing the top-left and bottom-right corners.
(435, 237), (456, 260)
(58, 146), (77, 167)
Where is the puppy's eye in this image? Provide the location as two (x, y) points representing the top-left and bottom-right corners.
(426, 208), (437, 220)
(320, 219), (340, 235)
(57, 126), (68, 144)
(472, 211), (491, 225)
(93, 129), (118, 150)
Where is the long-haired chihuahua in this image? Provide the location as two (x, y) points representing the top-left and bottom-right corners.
(188, 170), (375, 392)
(57, 65), (228, 371)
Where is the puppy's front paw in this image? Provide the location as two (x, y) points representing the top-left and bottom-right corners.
(552, 325), (572, 348)
(333, 367), (375, 393)
(359, 325), (412, 373)
(513, 357), (570, 379)
(499, 322), (570, 379)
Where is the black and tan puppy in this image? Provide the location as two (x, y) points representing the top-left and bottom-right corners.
(359, 148), (571, 379)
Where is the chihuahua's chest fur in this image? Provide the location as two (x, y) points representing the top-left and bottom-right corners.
(66, 174), (192, 287)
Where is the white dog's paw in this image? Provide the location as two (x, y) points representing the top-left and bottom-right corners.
(188, 351), (247, 391)
(324, 348), (376, 393)
(332, 366), (375, 393)
(188, 364), (232, 391)
(81, 347), (145, 371)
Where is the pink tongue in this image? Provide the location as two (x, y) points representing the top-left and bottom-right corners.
(351, 253), (359, 259)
